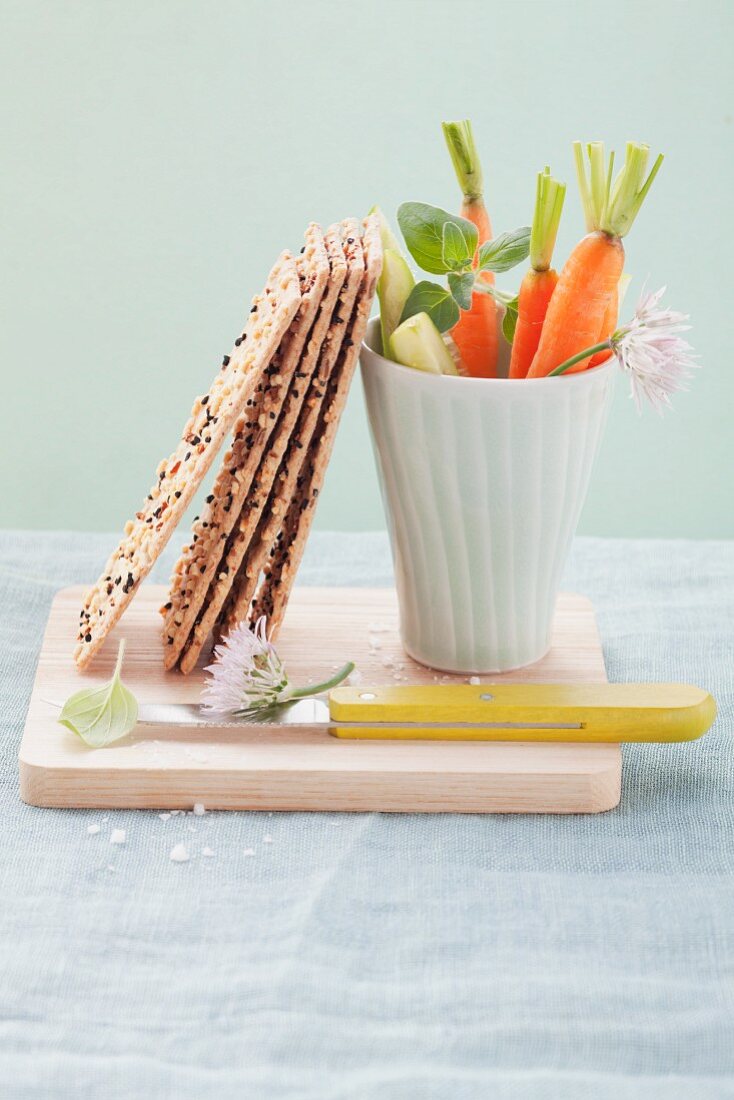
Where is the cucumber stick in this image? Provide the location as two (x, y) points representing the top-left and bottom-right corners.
(389, 313), (459, 376)
(370, 205), (415, 354)
(369, 204), (403, 255)
(378, 249), (414, 355)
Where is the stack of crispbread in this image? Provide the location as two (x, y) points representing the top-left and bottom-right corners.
(74, 216), (382, 671)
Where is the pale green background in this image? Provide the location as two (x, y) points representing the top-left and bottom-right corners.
(2, 0), (732, 536)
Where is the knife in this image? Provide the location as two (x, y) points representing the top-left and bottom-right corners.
(45, 683), (716, 742)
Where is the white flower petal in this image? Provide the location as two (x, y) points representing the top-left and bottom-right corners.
(612, 288), (698, 414)
(201, 616), (290, 715)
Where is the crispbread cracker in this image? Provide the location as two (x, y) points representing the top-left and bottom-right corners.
(176, 222), (359, 673)
(211, 220), (367, 650)
(74, 252), (300, 669)
(251, 214), (382, 637)
(161, 225), (330, 669)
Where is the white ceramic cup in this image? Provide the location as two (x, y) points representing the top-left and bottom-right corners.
(360, 317), (616, 673)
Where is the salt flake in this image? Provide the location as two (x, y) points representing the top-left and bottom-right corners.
(87, 824), (101, 835)
(110, 829), (126, 845)
(169, 844), (190, 863)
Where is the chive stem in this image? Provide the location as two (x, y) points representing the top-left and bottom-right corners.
(549, 341), (612, 376)
(289, 662), (355, 699)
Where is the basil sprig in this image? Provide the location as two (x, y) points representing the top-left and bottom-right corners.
(478, 227), (533, 273)
(397, 202), (477, 274)
(400, 281), (460, 332)
(396, 201), (530, 334)
(59, 640), (138, 747)
(501, 294), (520, 344)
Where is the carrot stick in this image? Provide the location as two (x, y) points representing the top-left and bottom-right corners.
(527, 141), (663, 378)
(588, 290), (617, 368)
(442, 120), (498, 378)
(588, 272), (632, 367)
(509, 168), (565, 379)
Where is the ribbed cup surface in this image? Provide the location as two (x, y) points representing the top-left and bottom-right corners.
(360, 319), (615, 673)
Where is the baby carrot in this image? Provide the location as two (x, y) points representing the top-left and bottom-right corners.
(509, 168), (565, 379)
(442, 120), (498, 378)
(527, 141), (663, 378)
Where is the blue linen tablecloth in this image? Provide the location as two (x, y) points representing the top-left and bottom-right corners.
(1, 531), (732, 1099)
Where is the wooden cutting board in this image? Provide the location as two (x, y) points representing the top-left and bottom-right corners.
(19, 586), (621, 813)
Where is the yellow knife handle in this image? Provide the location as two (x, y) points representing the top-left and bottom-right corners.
(328, 683), (716, 742)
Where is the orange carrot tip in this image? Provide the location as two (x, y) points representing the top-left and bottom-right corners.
(574, 140), (664, 238)
(530, 167), (566, 272)
(441, 119), (484, 203)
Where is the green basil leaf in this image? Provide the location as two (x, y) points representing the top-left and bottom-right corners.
(398, 201), (477, 275)
(442, 220), (476, 272)
(477, 226), (532, 273)
(448, 271), (475, 312)
(501, 295), (520, 345)
(59, 640), (138, 747)
(400, 280), (460, 333)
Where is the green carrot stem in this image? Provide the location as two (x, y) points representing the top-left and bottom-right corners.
(529, 167), (566, 271)
(549, 341), (611, 376)
(574, 140), (664, 238)
(442, 119), (484, 202)
(605, 143), (664, 236)
(289, 662), (355, 699)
